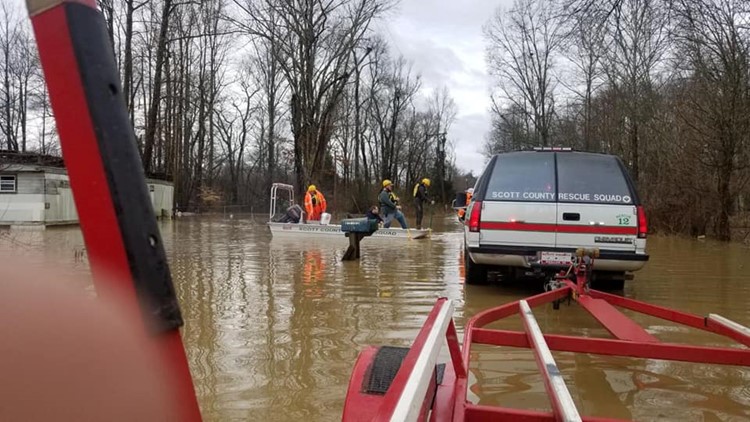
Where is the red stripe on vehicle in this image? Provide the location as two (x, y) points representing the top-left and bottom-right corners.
(480, 222), (637, 235)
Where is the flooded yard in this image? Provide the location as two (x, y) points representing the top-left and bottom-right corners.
(2, 216), (749, 421)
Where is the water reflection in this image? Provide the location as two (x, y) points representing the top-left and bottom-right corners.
(1, 217), (749, 421)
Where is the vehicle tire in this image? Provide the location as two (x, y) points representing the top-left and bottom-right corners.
(591, 272), (625, 291)
(465, 248), (488, 285)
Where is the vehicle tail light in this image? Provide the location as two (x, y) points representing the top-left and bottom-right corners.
(468, 201), (482, 232)
(637, 206), (648, 238)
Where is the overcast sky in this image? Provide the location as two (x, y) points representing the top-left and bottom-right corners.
(377, 0), (512, 175)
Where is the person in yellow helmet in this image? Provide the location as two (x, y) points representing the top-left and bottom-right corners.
(412, 178), (434, 229)
(379, 180), (408, 228)
(304, 184), (327, 222)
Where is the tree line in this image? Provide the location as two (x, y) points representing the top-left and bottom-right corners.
(0, 0), (464, 214)
(484, 0), (750, 240)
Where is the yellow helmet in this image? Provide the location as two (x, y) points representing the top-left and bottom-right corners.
(307, 184), (316, 192)
(382, 179), (393, 188)
(422, 178), (431, 187)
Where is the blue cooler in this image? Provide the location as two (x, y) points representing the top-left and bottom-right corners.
(341, 218), (378, 233)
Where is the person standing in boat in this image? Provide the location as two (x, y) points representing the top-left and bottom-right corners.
(379, 180), (408, 229)
(457, 188), (474, 221)
(412, 178), (435, 230)
(304, 184), (327, 222)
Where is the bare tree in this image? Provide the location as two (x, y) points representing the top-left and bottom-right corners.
(247, 17), (289, 195)
(672, 0), (750, 240)
(142, 0), (176, 173)
(366, 51), (421, 182)
(427, 86), (457, 202)
(233, 0), (387, 195)
(485, 0), (565, 147)
(561, 5), (608, 151)
(601, 0), (670, 181)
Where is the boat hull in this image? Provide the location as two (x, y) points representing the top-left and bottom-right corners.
(267, 222), (430, 240)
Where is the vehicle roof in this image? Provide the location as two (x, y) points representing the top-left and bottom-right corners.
(490, 150), (619, 159)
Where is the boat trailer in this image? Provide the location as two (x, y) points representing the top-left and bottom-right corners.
(342, 248), (750, 421)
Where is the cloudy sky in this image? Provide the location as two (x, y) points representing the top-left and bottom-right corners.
(378, 0), (512, 175)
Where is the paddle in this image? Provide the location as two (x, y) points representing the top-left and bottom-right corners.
(429, 201), (435, 230)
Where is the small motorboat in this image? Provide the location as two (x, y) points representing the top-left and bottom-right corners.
(267, 183), (430, 240)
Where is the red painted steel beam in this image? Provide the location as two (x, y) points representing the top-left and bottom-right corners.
(705, 314), (750, 348)
(456, 288), (571, 421)
(471, 328), (750, 366)
(26, 1), (200, 420)
(431, 360), (457, 422)
(519, 300), (581, 421)
(468, 287), (571, 329)
(465, 404), (629, 422)
(589, 290), (707, 329)
(576, 296), (659, 343)
(589, 290), (750, 346)
(447, 318), (467, 379)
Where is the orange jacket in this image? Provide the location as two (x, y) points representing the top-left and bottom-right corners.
(457, 192), (472, 219)
(304, 190), (327, 220)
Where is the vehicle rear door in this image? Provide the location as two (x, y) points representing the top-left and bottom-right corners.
(555, 153), (638, 251)
(480, 152), (557, 248)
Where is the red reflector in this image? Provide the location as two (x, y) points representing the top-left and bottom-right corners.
(637, 206), (648, 238)
(469, 201), (482, 232)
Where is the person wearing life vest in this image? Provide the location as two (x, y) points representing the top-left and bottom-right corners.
(304, 184), (327, 222)
(457, 188), (474, 221)
(412, 178), (435, 230)
(379, 180), (408, 229)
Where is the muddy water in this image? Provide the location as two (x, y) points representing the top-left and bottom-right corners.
(1, 217), (749, 421)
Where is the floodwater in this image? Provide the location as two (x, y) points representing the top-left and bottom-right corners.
(1, 216), (749, 421)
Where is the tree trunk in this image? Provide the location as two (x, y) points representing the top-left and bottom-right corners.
(717, 160), (732, 241)
(142, 0), (173, 174)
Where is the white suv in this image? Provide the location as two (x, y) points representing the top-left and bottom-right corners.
(464, 149), (648, 289)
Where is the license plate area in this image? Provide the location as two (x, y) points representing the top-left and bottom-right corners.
(539, 251), (572, 266)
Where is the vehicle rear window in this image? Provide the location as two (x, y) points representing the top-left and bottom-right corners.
(485, 152), (556, 202)
(556, 153), (633, 204)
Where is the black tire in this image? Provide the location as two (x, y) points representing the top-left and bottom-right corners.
(465, 247), (488, 285)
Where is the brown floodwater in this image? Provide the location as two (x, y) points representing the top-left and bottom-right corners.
(1, 216), (749, 421)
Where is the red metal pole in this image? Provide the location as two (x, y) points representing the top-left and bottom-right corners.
(26, 1), (201, 420)
(471, 328), (750, 366)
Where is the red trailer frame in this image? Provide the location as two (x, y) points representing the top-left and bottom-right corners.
(343, 249), (750, 421)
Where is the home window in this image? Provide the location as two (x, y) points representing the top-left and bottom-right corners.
(0, 175), (17, 193)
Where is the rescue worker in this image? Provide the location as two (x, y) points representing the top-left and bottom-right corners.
(412, 178), (435, 230)
(379, 180), (408, 229)
(304, 184), (327, 222)
(457, 188), (474, 221)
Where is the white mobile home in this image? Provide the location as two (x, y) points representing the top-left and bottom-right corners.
(0, 163), (173, 228)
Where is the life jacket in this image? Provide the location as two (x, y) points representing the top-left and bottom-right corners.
(457, 192), (472, 219)
(304, 191), (326, 219)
